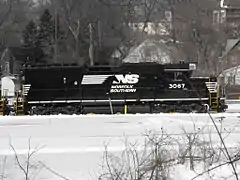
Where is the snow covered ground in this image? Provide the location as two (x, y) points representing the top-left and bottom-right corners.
(226, 103), (240, 113)
(0, 104), (240, 179)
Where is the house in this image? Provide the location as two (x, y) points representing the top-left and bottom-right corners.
(222, 0), (240, 38)
(219, 39), (240, 98)
(0, 46), (43, 91)
(221, 65), (240, 98)
(220, 39), (240, 71)
(223, 0), (240, 7)
(0, 46), (34, 95)
(0, 46), (39, 76)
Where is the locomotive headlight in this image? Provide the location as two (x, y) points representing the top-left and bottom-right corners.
(189, 63), (197, 70)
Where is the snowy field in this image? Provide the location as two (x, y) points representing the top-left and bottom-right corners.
(0, 104), (240, 179)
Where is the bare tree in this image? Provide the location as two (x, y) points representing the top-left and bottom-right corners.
(97, 0), (167, 62)
(0, 0), (34, 55)
(9, 138), (72, 180)
(57, 0), (98, 64)
(32, 0), (230, 67)
(100, 125), (240, 180)
(10, 138), (41, 180)
(0, 0), (14, 52)
(168, 0), (227, 76)
(0, 0), (13, 27)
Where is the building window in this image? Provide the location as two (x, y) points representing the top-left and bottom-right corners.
(4, 62), (10, 74)
(213, 10), (220, 25)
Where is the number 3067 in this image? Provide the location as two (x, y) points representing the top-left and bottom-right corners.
(169, 83), (185, 89)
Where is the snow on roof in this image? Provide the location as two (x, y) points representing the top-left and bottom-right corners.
(122, 39), (173, 64)
(220, 0), (228, 8)
(222, 0), (240, 8)
(222, 39), (240, 57)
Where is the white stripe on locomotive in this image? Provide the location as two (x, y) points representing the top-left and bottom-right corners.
(28, 98), (209, 104)
(81, 75), (112, 84)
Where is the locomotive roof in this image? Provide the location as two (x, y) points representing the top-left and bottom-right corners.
(22, 62), (196, 70)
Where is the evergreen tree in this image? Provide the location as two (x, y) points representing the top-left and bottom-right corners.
(22, 20), (43, 64)
(22, 20), (39, 48)
(38, 9), (66, 62)
(38, 9), (55, 60)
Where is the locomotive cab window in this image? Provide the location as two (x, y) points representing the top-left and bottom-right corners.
(164, 72), (183, 81)
(174, 72), (183, 81)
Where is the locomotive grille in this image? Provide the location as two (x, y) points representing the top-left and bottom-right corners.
(205, 82), (218, 93)
(22, 84), (31, 96)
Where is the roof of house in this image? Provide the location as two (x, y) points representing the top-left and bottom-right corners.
(8, 47), (32, 62)
(222, 65), (240, 73)
(122, 39), (177, 64)
(222, 39), (240, 57)
(224, 0), (240, 7)
(1, 46), (44, 63)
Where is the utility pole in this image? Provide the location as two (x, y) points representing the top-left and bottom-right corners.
(98, 20), (102, 51)
(54, 0), (58, 63)
(89, 23), (94, 66)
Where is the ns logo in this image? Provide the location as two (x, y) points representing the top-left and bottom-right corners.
(113, 74), (139, 84)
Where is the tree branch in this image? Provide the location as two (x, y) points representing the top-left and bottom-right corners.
(0, 0), (13, 27)
(38, 161), (72, 180)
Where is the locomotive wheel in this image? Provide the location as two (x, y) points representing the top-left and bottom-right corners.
(150, 104), (169, 113)
(29, 104), (83, 115)
(195, 104), (207, 113)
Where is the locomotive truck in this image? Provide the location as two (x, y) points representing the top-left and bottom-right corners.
(8, 61), (227, 115)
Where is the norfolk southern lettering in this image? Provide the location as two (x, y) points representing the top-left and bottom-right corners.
(110, 74), (139, 93)
(110, 85), (137, 93)
(110, 88), (136, 93)
(113, 74), (139, 84)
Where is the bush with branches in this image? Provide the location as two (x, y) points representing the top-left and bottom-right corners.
(99, 119), (240, 180)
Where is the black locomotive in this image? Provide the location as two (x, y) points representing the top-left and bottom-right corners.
(21, 62), (228, 115)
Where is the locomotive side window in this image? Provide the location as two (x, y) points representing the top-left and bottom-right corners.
(174, 72), (183, 81)
(163, 72), (183, 81)
(165, 72), (186, 89)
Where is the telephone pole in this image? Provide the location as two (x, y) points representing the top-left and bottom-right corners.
(54, 0), (58, 63)
(89, 23), (94, 66)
